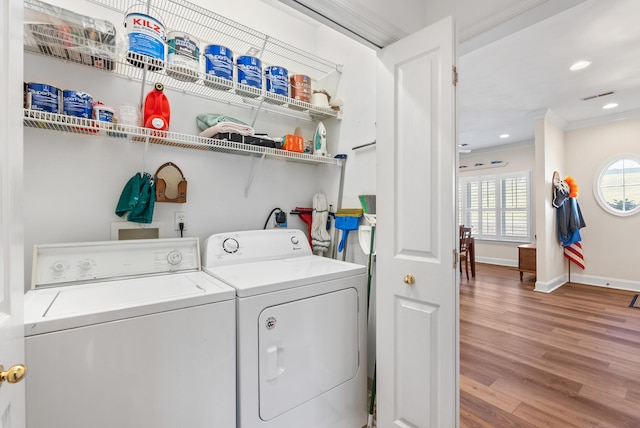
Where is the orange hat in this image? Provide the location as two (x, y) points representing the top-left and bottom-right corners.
(564, 176), (579, 198)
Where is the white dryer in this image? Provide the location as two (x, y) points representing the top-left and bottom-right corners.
(24, 238), (236, 428)
(202, 229), (367, 428)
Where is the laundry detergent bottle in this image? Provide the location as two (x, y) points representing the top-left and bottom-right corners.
(143, 82), (170, 130)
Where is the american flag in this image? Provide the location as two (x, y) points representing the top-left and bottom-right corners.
(564, 242), (585, 269)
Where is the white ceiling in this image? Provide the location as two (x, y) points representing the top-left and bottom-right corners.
(276, 0), (640, 153)
(458, 0), (640, 152)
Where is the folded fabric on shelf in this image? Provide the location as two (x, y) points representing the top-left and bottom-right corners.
(196, 113), (254, 136)
(199, 121), (255, 138)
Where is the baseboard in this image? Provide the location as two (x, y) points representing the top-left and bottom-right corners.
(475, 256), (517, 267)
(472, 259), (639, 293)
(535, 273), (568, 293)
(569, 273), (640, 293)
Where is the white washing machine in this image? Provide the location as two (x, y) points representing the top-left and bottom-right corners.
(24, 238), (236, 428)
(202, 229), (367, 428)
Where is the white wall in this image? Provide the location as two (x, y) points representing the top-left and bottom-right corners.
(313, 24), (378, 378)
(460, 113), (640, 294)
(564, 117), (640, 291)
(459, 142), (535, 265)
(534, 115), (567, 292)
(23, 0), (377, 292)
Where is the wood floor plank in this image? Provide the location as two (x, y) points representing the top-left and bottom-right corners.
(462, 341), (583, 396)
(579, 384), (640, 420)
(490, 377), (629, 428)
(510, 403), (584, 428)
(460, 390), (535, 428)
(460, 322), (548, 359)
(460, 263), (640, 427)
(626, 389), (640, 406)
(461, 375), (521, 414)
(462, 335), (627, 398)
(553, 327), (640, 363)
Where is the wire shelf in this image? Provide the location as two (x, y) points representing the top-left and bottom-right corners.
(23, 109), (342, 166)
(88, 0), (341, 78)
(23, 0), (343, 121)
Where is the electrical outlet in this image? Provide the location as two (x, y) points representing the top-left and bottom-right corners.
(274, 211), (287, 228)
(174, 211), (187, 231)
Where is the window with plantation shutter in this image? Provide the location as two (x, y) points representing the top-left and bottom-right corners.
(459, 171), (531, 242)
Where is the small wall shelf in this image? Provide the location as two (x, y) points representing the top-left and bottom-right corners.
(459, 161), (508, 172)
(23, 109), (342, 166)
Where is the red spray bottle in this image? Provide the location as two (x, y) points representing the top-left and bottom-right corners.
(143, 82), (170, 131)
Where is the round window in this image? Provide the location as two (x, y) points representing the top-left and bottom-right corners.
(593, 154), (640, 216)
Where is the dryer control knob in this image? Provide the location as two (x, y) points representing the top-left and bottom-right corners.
(291, 236), (299, 245)
(222, 238), (239, 253)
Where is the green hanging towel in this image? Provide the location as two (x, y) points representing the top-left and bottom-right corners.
(115, 173), (156, 224)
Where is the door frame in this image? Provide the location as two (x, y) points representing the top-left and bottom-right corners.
(0, 0), (26, 424)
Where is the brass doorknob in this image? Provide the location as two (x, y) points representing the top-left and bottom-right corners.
(404, 274), (415, 285)
(0, 364), (27, 384)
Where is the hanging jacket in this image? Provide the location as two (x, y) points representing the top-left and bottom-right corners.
(115, 173), (156, 224)
(557, 197), (586, 246)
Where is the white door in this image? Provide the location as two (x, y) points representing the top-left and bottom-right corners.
(376, 17), (458, 428)
(0, 0), (27, 425)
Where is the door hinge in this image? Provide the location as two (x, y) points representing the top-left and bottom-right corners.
(452, 65), (458, 86)
(453, 249), (459, 268)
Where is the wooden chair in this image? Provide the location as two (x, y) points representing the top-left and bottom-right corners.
(459, 227), (472, 280)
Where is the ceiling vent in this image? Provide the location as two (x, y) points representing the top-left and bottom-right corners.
(581, 91), (614, 101)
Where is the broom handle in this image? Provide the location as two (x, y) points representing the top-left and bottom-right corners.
(366, 225), (376, 427)
(368, 364), (376, 427)
(367, 225), (376, 311)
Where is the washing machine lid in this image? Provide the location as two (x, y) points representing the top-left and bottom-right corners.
(203, 255), (366, 297)
(24, 271), (235, 335)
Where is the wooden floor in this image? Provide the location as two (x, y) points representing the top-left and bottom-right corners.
(460, 264), (640, 427)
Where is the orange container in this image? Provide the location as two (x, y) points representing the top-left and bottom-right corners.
(143, 82), (170, 130)
(282, 134), (304, 152)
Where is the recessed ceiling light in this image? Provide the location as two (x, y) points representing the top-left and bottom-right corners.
(603, 103), (619, 110)
(570, 60), (591, 71)
(499, 134), (510, 139)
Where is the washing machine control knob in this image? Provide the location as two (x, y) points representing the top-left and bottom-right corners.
(52, 262), (67, 272)
(167, 251), (183, 265)
(222, 238), (239, 253)
(291, 236), (299, 245)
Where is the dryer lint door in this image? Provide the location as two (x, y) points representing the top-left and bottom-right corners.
(258, 288), (359, 421)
